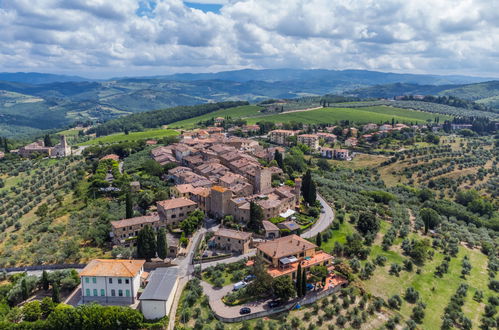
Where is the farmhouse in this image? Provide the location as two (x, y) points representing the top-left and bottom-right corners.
(80, 259), (146, 305)
(256, 235), (333, 279)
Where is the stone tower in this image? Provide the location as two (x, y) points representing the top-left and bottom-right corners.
(254, 167), (272, 194)
(209, 186), (232, 219)
(293, 177), (302, 203)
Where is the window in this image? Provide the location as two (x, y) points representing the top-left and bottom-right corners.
(85, 289), (90, 296)
(111, 289), (116, 297)
(122, 228), (125, 231)
(85, 278), (89, 283)
(179, 213), (184, 217)
(171, 214), (176, 218)
(93, 289), (97, 296)
(125, 279), (129, 284)
(92, 277), (96, 284)
(118, 278), (122, 284)
(109, 278), (113, 284)
(118, 290), (123, 297)
(100, 289), (105, 296)
(125, 290), (130, 297)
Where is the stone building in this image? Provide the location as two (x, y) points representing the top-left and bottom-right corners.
(212, 228), (252, 254)
(157, 198), (198, 227)
(297, 134), (320, 151)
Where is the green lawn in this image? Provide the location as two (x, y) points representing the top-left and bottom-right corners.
(320, 220), (356, 252)
(245, 106), (452, 125)
(77, 129), (179, 146)
(170, 105), (264, 129)
(57, 128), (83, 136)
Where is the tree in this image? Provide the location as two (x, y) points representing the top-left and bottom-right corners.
(301, 269), (307, 296)
(316, 232), (322, 247)
(3, 137), (9, 153)
(156, 227), (168, 260)
(22, 300), (42, 322)
(44, 134), (53, 147)
(274, 149), (284, 169)
(301, 170), (316, 205)
(296, 263), (303, 297)
(51, 282), (61, 303)
(356, 212), (380, 236)
(21, 278), (29, 301)
(125, 192), (133, 219)
(420, 208), (440, 234)
(246, 256), (273, 296)
(136, 225), (156, 261)
(309, 266), (328, 284)
(40, 297), (56, 319)
(35, 203), (49, 218)
(272, 276), (296, 301)
(248, 201), (264, 232)
(41, 270), (50, 291)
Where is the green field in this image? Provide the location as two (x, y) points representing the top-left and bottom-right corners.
(57, 128), (84, 136)
(245, 106), (452, 125)
(170, 105), (264, 128)
(78, 128), (179, 146)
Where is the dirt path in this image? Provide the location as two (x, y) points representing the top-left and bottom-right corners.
(277, 106), (323, 114)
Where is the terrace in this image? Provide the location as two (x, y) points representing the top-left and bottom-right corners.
(267, 251), (334, 278)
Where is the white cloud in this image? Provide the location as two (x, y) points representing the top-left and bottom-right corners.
(0, 0), (498, 77)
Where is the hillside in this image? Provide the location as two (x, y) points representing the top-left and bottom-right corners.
(0, 69), (494, 138)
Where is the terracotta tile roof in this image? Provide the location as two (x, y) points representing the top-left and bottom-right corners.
(111, 214), (160, 229)
(100, 154), (120, 161)
(157, 197), (197, 210)
(262, 220), (279, 231)
(174, 184), (195, 194)
(211, 185), (228, 193)
(215, 228), (252, 240)
(267, 251), (334, 277)
(257, 235), (316, 259)
(80, 259), (145, 277)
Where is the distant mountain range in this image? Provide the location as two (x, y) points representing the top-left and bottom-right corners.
(0, 69), (498, 138)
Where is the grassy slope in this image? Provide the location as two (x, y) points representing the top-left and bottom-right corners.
(245, 106), (452, 125)
(318, 218), (493, 329)
(170, 105), (264, 129)
(78, 128), (179, 146)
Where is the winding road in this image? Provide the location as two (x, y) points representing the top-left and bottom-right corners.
(301, 194), (335, 238)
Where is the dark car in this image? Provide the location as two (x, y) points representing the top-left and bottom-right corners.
(244, 274), (256, 282)
(239, 307), (251, 315)
(268, 300), (281, 308)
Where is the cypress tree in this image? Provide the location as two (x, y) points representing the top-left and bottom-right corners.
(301, 170), (316, 205)
(125, 192), (133, 219)
(21, 278), (29, 301)
(52, 282), (60, 303)
(41, 270), (50, 291)
(3, 138), (9, 153)
(274, 149), (283, 169)
(301, 269), (307, 296)
(316, 232), (322, 247)
(156, 227), (168, 260)
(43, 134), (53, 147)
(137, 225), (156, 261)
(296, 263), (302, 297)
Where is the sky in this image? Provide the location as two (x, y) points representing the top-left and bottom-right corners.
(1, 0), (498, 78)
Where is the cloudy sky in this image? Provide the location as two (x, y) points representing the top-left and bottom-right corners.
(0, 0), (498, 78)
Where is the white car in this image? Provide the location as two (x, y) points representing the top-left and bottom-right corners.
(233, 281), (247, 291)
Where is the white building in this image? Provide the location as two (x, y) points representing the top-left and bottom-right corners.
(80, 259), (146, 305)
(140, 267), (179, 320)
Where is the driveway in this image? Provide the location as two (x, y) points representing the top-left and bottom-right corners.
(200, 250), (256, 269)
(301, 194), (334, 238)
(200, 281), (275, 319)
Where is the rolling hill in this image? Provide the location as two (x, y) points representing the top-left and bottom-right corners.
(0, 69), (496, 138)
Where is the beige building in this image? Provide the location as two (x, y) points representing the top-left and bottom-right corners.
(157, 198), (198, 227)
(80, 259), (146, 305)
(110, 214), (161, 246)
(212, 228), (252, 254)
(262, 221), (280, 239)
(209, 186), (232, 219)
(256, 235), (333, 279)
(297, 134), (320, 150)
(269, 129), (296, 145)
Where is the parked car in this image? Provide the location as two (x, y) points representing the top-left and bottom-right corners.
(239, 307), (251, 314)
(233, 281), (247, 291)
(244, 274), (256, 282)
(268, 300), (281, 308)
(306, 283), (314, 291)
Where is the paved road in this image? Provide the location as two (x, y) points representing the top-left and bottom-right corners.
(199, 250), (256, 269)
(301, 194), (334, 238)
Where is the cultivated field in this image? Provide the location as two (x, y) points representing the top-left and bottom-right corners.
(170, 105), (264, 129)
(78, 128), (179, 145)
